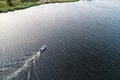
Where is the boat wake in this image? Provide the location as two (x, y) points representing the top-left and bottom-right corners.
(0, 45), (46, 80)
(2, 51), (41, 80)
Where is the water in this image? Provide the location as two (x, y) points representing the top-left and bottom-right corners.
(0, 0), (120, 80)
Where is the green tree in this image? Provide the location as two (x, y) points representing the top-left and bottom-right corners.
(7, 0), (13, 6)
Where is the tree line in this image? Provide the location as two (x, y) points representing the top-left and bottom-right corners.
(6, 0), (39, 6)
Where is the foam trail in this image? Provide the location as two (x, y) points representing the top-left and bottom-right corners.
(27, 68), (31, 80)
(4, 52), (41, 80)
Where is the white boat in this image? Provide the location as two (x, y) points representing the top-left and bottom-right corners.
(39, 45), (46, 53)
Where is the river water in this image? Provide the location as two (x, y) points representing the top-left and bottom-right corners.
(0, 0), (120, 80)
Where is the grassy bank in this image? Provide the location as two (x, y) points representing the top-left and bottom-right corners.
(0, 0), (79, 13)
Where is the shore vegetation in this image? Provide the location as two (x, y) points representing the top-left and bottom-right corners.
(0, 0), (79, 13)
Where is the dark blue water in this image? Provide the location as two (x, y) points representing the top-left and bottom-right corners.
(0, 0), (120, 80)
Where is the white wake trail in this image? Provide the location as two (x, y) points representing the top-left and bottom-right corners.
(4, 52), (41, 80)
(27, 68), (31, 80)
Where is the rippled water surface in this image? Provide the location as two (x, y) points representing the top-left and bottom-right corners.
(0, 0), (120, 80)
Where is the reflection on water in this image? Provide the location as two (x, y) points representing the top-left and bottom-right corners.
(0, 0), (120, 80)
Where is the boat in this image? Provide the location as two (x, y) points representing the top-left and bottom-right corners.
(39, 45), (46, 53)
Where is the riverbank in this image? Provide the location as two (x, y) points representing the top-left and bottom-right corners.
(0, 0), (79, 13)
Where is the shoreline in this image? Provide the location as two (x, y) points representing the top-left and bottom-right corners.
(0, 0), (79, 13)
